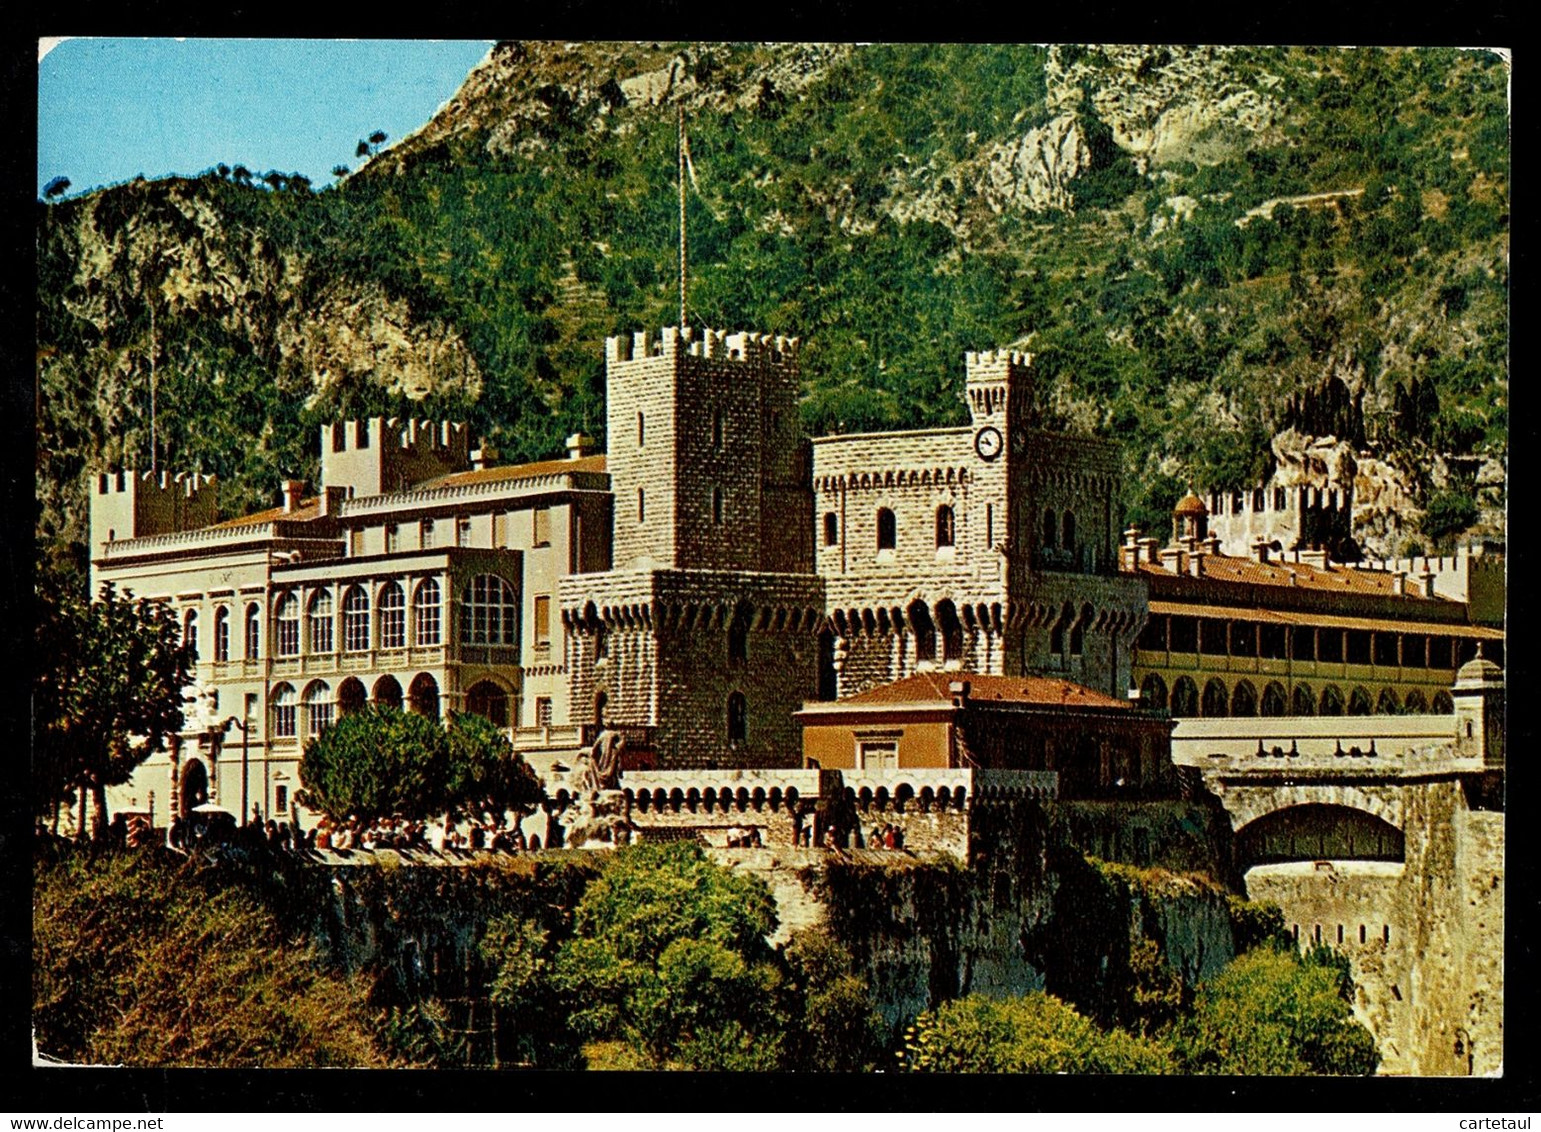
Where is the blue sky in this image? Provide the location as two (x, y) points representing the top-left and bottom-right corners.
(37, 38), (495, 197)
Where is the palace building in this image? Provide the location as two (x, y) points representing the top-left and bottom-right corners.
(87, 324), (1502, 827)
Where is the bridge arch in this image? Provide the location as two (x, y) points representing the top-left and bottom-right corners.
(1235, 803), (1405, 870)
(1221, 781), (1404, 834)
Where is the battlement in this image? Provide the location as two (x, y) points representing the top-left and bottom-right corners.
(964, 348), (1034, 424)
(605, 326), (802, 366)
(965, 348), (1033, 376)
(90, 467), (220, 552)
(321, 418), (472, 498)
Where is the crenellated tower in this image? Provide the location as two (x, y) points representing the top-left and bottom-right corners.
(90, 468), (220, 555)
(604, 326), (811, 574)
(319, 418), (471, 499)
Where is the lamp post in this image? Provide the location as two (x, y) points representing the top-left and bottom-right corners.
(226, 693), (257, 824)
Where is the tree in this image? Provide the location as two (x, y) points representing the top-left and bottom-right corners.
(34, 582), (193, 839)
(479, 913), (583, 1068)
(782, 927), (886, 1071)
(1171, 948), (1380, 1075)
(1421, 488), (1480, 549)
(900, 993), (1174, 1074)
(42, 176), (70, 200)
(550, 842), (788, 1070)
(332, 165), (351, 179)
(445, 711), (543, 824)
(297, 705), (450, 824)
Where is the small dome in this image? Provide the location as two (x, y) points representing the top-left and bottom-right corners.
(1174, 492), (1208, 516)
(1455, 655), (1503, 688)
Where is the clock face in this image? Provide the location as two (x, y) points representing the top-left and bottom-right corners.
(975, 426), (1004, 461)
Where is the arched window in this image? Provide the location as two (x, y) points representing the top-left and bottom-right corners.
(245, 603), (261, 660)
(1404, 689), (1429, 713)
(1202, 678), (1230, 718)
(727, 691), (748, 743)
(378, 581), (405, 649)
(936, 600), (963, 663)
(909, 600), (937, 663)
(337, 677), (367, 717)
(1140, 673), (1168, 711)
(876, 508), (896, 551)
(302, 680), (333, 737)
(1261, 682), (1287, 717)
(307, 589), (334, 654)
(728, 602), (751, 663)
(465, 680), (510, 728)
(461, 575), (518, 645)
(1376, 688), (1401, 715)
(1062, 510), (1076, 551)
(275, 593), (300, 657)
(1292, 684), (1314, 716)
(1348, 686), (1373, 716)
(1431, 690), (1454, 714)
(1320, 685), (1345, 716)
(1042, 508), (1057, 548)
(342, 586), (370, 652)
(213, 606), (230, 662)
(594, 690), (607, 727)
(408, 673), (440, 718)
(182, 610), (199, 660)
(935, 505), (955, 549)
(823, 512), (839, 546)
(1171, 676), (1200, 718)
(1050, 602), (1073, 655)
(1070, 603), (1092, 657)
(271, 683), (297, 738)
(413, 579), (442, 646)
(372, 674), (403, 711)
(1231, 680), (1258, 717)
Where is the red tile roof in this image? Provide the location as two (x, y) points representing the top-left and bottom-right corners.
(1135, 552), (1446, 600)
(840, 671), (1132, 710)
(417, 454), (606, 489)
(206, 499), (322, 529)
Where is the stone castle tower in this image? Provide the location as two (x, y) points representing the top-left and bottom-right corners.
(604, 326), (812, 574)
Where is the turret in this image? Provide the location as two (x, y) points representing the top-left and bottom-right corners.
(319, 418), (471, 498)
(90, 468), (220, 554)
(1452, 652), (1504, 766)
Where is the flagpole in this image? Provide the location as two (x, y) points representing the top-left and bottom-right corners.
(678, 104), (687, 332)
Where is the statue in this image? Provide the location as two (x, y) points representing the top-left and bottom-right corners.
(557, 729), (632, 850)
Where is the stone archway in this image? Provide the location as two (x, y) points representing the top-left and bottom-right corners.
(180, 758), (209, 817)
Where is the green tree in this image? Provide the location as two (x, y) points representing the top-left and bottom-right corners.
(42, 176), (70, 200)
(782, 927), (887, 1071)
(445, 710), (544, 825)
(34, 846), (393, 1067)
(34, 582), (193, 839)
(297, 705), (450, 824)
(1420, 488), (1481, 549)
(1171, 948), (1380, 1075)
(478, 913), (582, 1068)
(551, 842), (788, 1069)
(900, 992), (1174, 1074)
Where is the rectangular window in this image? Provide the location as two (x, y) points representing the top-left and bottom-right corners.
(1374, 632), (1399, 667)
(1428, 636), (1453, 669)
(857, 740), (898, 770)
(637, 487), (646, 524)
(533, 507), (551, 547)
(275, 784), (288, 813)
(385, 524), (399, 553)
(214, 612), (230, 662)
(986, 503), (993, 550)
(1291, 626), (1316, 662)
(1273, 487), (1287, 511)
(534, 595), (551, 647)
(1230, 621), (1257, 657)
(1403, 635), (1428, 668)
(273, 702), (296, 738)
(535, 697), (553, 727)
(421, 519), (435, 549)
(245, 607), (261, 660)
(1319, 630), (1344, 663)
(637, 411), (645, 447)
(1200, 619), (1228, 655)
(1346, 630), (1372, 665)
(1259, 623), (1288, 660)
(276, 618), (300, 658)
(1137, 614), (1168, 652)
(1168, 616), (1198, 653)
(457, 517), (473, 547)
(493, 512), (508, 547)
(823, 512), (839, 546)
(349, 530), (363, 556)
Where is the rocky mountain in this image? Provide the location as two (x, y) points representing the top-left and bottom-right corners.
(36, 42), (1509, 587)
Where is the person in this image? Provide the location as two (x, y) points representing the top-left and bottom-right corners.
(470, 823), (485, 850)
(883, 824), (897, 850)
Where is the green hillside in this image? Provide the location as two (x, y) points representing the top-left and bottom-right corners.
(36, 43), (1509, 590)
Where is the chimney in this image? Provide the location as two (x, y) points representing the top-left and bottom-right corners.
(1253, 539), (1271, 564)
(319, 485), (348, 517)
(1420, 570), (1437, 598)
(1139, 537), (1161, 565)
(281, 480), (305, 513)
(1159, 547), (1186, 575)
(566, 432), (597, 460)
(1390, 571), (1406, 596)
(1188, 551), (1206, 578)
(1203, 533), (1222, 556)
(470, 445), (498, 472)
(948, 680), (971, 707)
